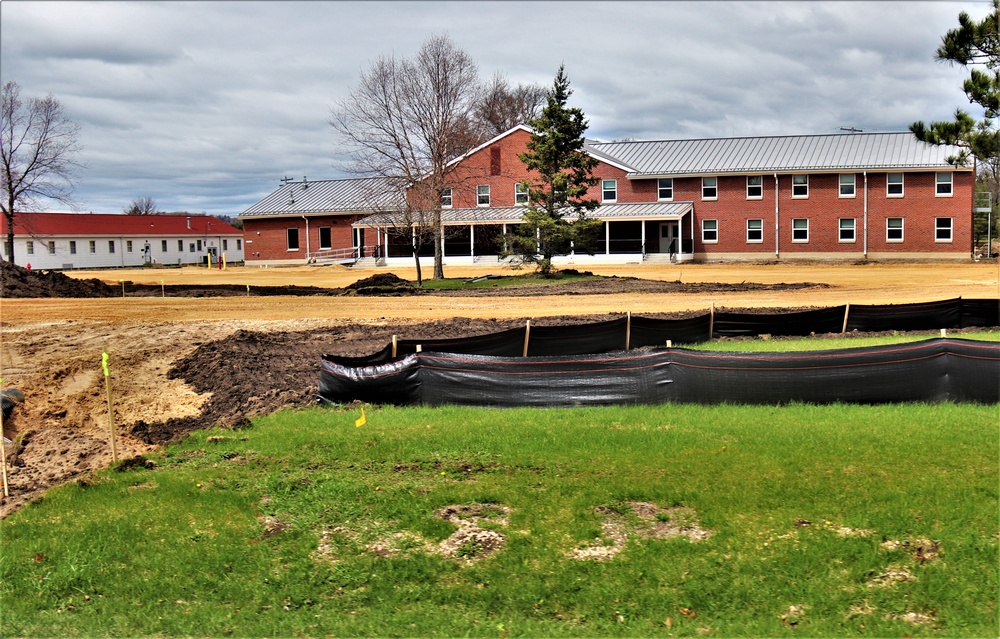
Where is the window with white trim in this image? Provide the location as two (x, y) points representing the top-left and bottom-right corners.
(839, 174), (856, 197)
(126, 240), (133, 253)
(702, 219), (718, 243)
(702, 176), (717, 200)
(69, 240), (77, 254)
(887, 173), (903, 197)
(90, 240), (97, 254)
(657, 178), (673, 200)
(746, 176), (763, 199)
(514, 183), (528, 205)
(477, 185), (490, 207)
(319, 227), (332, 250)
(161, 240), (168, 252)
(441, 187), (452, 208)
(936, 172), (953, 196)
(222, 239), (229, 251)
(26, 241), (34, 255)
(197, 239), (203, 251)
(746, 219), (763, 243)
(286, 228), (299, 251)
(791, 218), (809, 242)
(886, 217), (904, 242)
(602, 179), (617, 202)
(935, 217), (953, 242)
(839, 218), (856, 242)
(237, 239), (242, 250)
(177, 240), (184, 252)
(792, 175), (809, 198)
(48, 241), (56, 255)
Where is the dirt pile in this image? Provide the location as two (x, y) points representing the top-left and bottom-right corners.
(0, 261), (117, 298)
(344, 273), (422, 296)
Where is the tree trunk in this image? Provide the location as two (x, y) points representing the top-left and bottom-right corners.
(432, 209), (445, 280)
(412, 243), (423, 287)
(4, 208), (14, 263)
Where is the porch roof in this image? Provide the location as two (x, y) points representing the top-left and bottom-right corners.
(352, 201), (693, 228)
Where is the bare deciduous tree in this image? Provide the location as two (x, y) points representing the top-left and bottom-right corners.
(475, 72), (548, 137)
(1, 80), (83, 262)
(331, 34), (484, 280)
(123, 196), (159, 215)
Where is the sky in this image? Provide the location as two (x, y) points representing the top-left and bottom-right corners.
(1, 0), (993, 218)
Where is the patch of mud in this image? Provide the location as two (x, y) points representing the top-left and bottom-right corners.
(570, 501), (712, 561)
(434, 503), (512, 561)
(879, 537), (942, 563)
(866, 567), (917, 588)
(258, 515), (291, 538)
(886, 611), (936, 626)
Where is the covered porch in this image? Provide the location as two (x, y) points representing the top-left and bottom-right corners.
(351, 202), (695, 265)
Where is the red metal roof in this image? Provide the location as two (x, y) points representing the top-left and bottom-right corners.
(0, 212), (242, 236)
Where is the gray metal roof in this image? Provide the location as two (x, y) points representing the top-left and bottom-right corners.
(586, 132), (967, 177)
(353, 201), (693, 228)
(240, 177), (403, 218)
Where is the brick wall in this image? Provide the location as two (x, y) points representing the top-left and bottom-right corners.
(242, 215), (359, 261)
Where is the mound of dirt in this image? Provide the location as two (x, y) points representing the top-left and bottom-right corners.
(0, 261), (117, 298)
(344, 272), (422, 296)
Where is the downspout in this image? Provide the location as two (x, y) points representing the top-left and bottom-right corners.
(863, 171), (868, 259)
(774, 173), (780, 258)
(300, 215), (310, 261)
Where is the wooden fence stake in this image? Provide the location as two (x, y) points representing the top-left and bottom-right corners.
(523, 320), (531, 358)
(391, 335), (398, 358)
(0, 377), (9, 498)
(940, 328), (947, 337)
(708, 303), (715, 340)
(625, 312), (632, 351)
(666, 340), (672, 348)
(415, 344), (422, 352)
(841, 302), (851, 334)
(102, 352), (118, 463)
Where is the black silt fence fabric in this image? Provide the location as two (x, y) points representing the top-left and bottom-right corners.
(712, 306), (847, 338)
(321, 298), (999, 367)
(319, 338), (1000, 407)
(845, 298), (962, 332)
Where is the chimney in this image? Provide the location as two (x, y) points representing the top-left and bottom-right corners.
(186, 216), (191, 229)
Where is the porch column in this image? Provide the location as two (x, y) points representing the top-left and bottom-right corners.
(605, 221), (610, 255)
(640, 221), (646, 256)
(470, 224), (475, 257)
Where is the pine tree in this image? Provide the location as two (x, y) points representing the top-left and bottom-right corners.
(505, 66), (602, 275)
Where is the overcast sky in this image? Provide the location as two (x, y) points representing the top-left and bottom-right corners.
(1, 0), (992, 217)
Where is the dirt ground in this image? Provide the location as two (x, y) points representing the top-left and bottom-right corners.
(1, 260), (997, 517)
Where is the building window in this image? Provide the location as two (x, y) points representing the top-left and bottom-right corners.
(178, 240), (184, 252)
(126, 240), (133, 253)
(161, 240), (168, 252)
(222, 239), (229, 251)
(109, 240), (116, 253)
(602, 179), (617, 202)
(839, 174), (856, 197)
(702, 177), (718, 200)
(839, 218), (856, 242)
(792, 175), (809, 198)
(441, 187), (452, 208)
(936, 172), (953, 196)
(286, 228), (299, 251)
(935, 217), (953, 242)
(887, 173), (904, 197)
(189, 243), (196, 253)
(791, 218), (809, 242)
(886, 217), (904, 242)
(90, 240), (96, 254)
(514, 183), (528, 206)
(26, 241), (34, 255)
(319, 227), (332, 250)
(657, 178), (673, 200)
(746, 176), (763, 199)
(196, 239), (203, 251)
(477, 185), (490, 207)
(48, 241), (56, 255)
(69, 240), (77, 255)
(746, 219), (764, 243)
(702, 219), (718, 243)
(237, 239), (242, 250)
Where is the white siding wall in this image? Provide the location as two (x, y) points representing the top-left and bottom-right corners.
(3, 235), (244, 270)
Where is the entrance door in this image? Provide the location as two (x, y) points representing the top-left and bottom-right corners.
(659, 221), (679, 255)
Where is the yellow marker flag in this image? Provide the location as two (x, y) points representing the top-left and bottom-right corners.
(101, 351), (110, 377)
(355, 406), (367, 428)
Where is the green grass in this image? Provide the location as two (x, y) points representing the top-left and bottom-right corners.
(2, 403), (996, 636)
(689, 330), (1000, 352)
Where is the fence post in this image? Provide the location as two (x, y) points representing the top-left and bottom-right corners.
(523, 320), (531, 358)
(391, 335), (398, 359)
(708, 303), (715, 340)
(625, 312), (631, 351)
(416, 344), (422, 352)
(841, 303), (851, 334)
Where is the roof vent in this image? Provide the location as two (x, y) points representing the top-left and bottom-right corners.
(302, 176), (308, 189)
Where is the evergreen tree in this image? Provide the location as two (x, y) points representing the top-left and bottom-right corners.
(505, 66), (602, 275)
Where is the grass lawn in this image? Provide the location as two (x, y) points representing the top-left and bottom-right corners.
(1, 403), (996, 636)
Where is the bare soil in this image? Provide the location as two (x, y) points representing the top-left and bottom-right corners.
(1, 260), (997, 517)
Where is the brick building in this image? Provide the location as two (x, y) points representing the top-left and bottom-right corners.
(0, 212), (244, 270)
(241, 126), (974, 265)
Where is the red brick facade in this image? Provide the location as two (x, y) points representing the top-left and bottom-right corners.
(242, 215), (363, 261)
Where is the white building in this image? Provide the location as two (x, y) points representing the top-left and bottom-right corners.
(0, 212), (244, 269)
